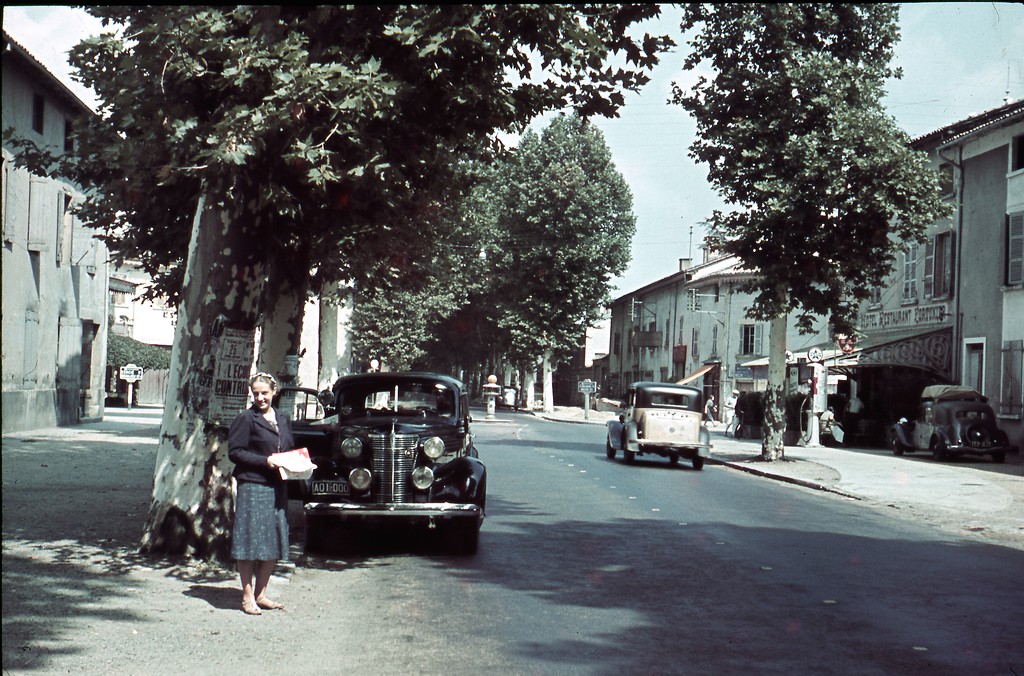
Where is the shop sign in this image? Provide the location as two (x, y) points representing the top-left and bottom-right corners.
(858, 303), (948, 330)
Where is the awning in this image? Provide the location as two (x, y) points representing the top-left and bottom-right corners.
(676, 363), (717, 385)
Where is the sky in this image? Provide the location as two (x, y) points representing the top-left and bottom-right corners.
(5, 4), (1024, 339)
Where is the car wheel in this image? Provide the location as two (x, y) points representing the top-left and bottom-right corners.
(692, 456), (705, 471)
(890, 433), (905, 456)
(305, 516), (326, 553)
(451, 520), (480, 556)
(623, 450), (636, 464)
(669, 452), (680, 466)
(931, 438), (948, 462)
(606, 438), (616, 459)
(991, 451), (1006, 464)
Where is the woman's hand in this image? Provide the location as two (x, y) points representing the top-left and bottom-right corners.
(266, 454), (282, 469)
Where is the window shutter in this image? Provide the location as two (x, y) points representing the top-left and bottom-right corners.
(754, 324), (764, 355)
(945, 232), (956, 296)
(923, 238), (934, 299)
(1009, 213), (1024, 285)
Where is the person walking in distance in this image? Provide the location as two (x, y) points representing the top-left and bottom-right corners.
(724, 389), (739, 437)
(704, 394), (718, 427)
(228, 372), (294, 615)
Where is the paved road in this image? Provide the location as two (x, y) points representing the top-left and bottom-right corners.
(3, 408), (1023, 675)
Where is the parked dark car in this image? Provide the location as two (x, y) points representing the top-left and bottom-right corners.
(890, 385), (1014, 463)
(606, 382), (711, 470)
(285, 372), (486, 554)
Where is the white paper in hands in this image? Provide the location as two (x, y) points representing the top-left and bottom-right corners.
(273, 447), (317, 480)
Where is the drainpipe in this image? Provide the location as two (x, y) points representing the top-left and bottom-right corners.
(938, 143), (964, 383)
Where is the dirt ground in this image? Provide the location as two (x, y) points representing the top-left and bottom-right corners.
(4, 406), (1023, 675)
(1, 408), (334, 675)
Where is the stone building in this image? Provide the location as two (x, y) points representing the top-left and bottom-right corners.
(605, 99), (1024, 449)
(2, 32), (109, 432)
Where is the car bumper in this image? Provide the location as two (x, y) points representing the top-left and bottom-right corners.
(305, 501), (483, 520)
(945, 443), (1011, 456)
(636, 441), (711, 457)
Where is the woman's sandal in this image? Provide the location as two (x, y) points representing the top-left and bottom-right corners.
(256, 596), (284, 610)
(241, 598), (262, 615)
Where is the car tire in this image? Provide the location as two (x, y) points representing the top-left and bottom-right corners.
(623, 450), (636, 464)
(931, 438), (948, 462)
(692, 456), (705, 471)
(991, 451), (1006, 464)
(305, 516), (326, 553)
(606, 438), (616, 459)
(890, 434), (905, 456)
(451, 520), (480, 556)
(669, 452), (680, 466)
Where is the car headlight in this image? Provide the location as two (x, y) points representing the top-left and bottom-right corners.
(422, 436), (445, 459)
(348, 467), (372, 491)
(411, 466), (434, 490)
(341, 437), (363, 459)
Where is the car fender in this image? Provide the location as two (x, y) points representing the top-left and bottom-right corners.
(606, 419), (624, 450)
(624, 419), (639, 452)
(891, 422), (914, 449)
(699, 425), (711, 448)
(432, 456), (487, 508)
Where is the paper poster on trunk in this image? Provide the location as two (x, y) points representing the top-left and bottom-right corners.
(208, 328), (257, 423)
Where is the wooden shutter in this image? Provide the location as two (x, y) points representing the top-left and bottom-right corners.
(1009, 213), (1024, 285)
(923, 237), (934, 299)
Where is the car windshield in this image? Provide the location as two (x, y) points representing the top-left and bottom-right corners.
(336, 381), (455, 418)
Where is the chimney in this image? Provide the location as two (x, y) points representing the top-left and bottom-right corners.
(678, 258), (692, 272)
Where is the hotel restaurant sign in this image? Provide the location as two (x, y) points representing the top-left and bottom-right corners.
(858, 302), (949, 331)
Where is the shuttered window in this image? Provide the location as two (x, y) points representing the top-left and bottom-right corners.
(1008, 212), (1024, 286)
(1001, 340), (1023, 418)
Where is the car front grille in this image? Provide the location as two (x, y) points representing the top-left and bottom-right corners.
(369, 432), (418, 502)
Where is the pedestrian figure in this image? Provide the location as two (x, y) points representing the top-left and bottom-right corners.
(704, 394), (718, 426)
(228, 372), (294, 616)
(724, 389), (739, 437)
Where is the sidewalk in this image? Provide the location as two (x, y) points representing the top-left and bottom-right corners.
(533, 406), (1024, 549)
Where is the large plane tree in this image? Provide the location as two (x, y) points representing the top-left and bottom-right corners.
(671, 4), (950, 460)
(46, 6), (673, 558)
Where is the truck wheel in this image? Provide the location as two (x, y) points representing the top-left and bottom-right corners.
(623, 450), (636, 464)
(606, 438), (616, 459)
(692, 456), (705, 471)
(669, 452), (680, 466)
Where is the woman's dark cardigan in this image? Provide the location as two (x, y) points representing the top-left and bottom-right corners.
(228, 406), (295, 485)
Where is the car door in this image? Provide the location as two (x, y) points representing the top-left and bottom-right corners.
(274, 387), (334, 499)
(912, 402), (933, 450)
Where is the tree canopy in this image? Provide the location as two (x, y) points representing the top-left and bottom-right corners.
(671, 3), (950, 335)
(53, 5), (672, 307)
(489, 113), (637, 366)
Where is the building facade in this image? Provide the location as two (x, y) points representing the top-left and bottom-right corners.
(605, 100), (1024, 449)
(2, 32), (109, 432)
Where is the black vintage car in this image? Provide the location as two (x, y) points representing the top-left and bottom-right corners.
(890, 385), (1014, 463)
(285, 372), (486, 554)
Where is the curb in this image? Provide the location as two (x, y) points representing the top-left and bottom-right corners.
(707, 457), (862, 501)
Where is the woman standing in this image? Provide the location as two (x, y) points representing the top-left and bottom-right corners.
(228, 372), (294, 615)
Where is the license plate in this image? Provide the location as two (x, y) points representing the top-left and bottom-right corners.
(312, 480), (351, 496)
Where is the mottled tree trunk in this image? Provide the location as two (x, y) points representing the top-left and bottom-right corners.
(141, 195), (265, 560)
(761, 312), (788, 462)
(522, 363), (537, 411)
(542, 350), (554, 413)
(259, 247), (310, 385)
